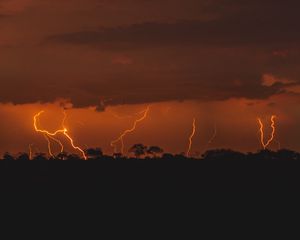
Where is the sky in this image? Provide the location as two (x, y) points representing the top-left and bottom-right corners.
(1, 0), (300, 156)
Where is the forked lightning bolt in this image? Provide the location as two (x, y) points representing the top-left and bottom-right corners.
(186, 118), (196, 157)
(111, 106), (150, 154)
(34, 111), (87, 160)
(258, 115), (277, 150)
(47, 135), (64, 153)
(61, 110), (87, 160)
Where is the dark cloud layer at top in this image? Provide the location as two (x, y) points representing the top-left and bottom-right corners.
(0, 0), (300, 109)
(47, 8), (300, 49)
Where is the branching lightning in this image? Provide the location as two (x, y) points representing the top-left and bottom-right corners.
(61, 110), (87, 160)
(186, 118), (196, 157)
(47, 135), (64, 153)
(258, 115), (277, 150)
(33, 110), (87, 160)
(111, 106), (150, 154)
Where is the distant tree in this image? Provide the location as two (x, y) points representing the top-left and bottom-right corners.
(57, 152), (69, 161)
(129, 144), (147, 158)
(3, 152), (14, 161)
(202, 149), (245, 161)
(86, 148), (103, 159)
(33, 153), (48, 161)
(175, 154), (187, 160)
(277, 149), (298, 161)
(147, 146), (164, 158)
(254, 149), (277, 161)
(113, 153), (123, 159)
(162, 153), (174, 159)
(17, 153), (30, 161)
(68, 154), (81, 161)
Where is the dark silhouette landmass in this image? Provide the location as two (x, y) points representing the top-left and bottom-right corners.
(1, 146), (300, 192)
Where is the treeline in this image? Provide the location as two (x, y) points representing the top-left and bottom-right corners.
(1, 144), (300, 161)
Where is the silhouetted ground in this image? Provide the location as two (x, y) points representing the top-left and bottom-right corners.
(1, 149), (300, 191)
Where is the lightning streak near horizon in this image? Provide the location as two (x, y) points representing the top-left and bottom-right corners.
(33, 111), (87, 160)
(207, 122), (217, 146)
(258, 115), (277, 150)
(186, 118), (196, 157)
(44, 134), (54, 158)
(29, 144), (33, 160)
(60, 110), (87, 160)
(111, 106), (150, 155)
(47, 135), (64, 153)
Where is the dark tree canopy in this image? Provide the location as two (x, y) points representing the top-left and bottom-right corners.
(147, 146), (164, 158)
(86, 148), (103, 159)
(1, 148), (300, 161)
(129, 144), (148, 158)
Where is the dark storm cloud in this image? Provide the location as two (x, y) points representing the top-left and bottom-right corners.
(1, 0), (300, 108)
(47, 0), (300, 49)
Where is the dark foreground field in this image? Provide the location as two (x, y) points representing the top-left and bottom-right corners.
(1, 158), (300, 191)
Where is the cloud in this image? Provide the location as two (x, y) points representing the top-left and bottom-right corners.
(46, 0), (300, 49)
(0, 0), (300, 108)
(0, 0), (33, 15)
(262, 74), (296, 87)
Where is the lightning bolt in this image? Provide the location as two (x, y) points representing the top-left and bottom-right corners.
(186, 118), (196, 157)
(109, 110), (132, 120)
(34, 110), (87, 160)
(207, 121), (217, 146)
(276, 140), (281, 150)
(29, 144), (33, 160)
(111, 106), (150, 155)
(61, 110), (87, 160)
(258, 115), (276, 150)
(47, 135), (64, 153)
(34, 111), (65, 157)
(34, 111), (65, 136)
(44, 134), (54, 158)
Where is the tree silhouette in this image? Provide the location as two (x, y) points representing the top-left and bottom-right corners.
(113, 153), (123, 159)
(33, 153), (47, 161)
(17, 153), (30, 161)
(147, 146), (164, 158)
(277, 149), (298, 161)
(3, 152), (14, 161)
(202, 149), (245, 161)
(68, 154), (81, 161)
(57, 152), (69, 161)
(162, 153), (174, 160)
(1, 147), (300, 162)
(129, 144), (147, 158)
(253, 149), (277, 161)
(86, 148), (103, 159)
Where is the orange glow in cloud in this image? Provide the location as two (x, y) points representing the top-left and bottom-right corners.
(33, 110), (87, 160)
(258, 115), (277, 150)
(111, 106), (150, 155)
(186, 118), (196, 157)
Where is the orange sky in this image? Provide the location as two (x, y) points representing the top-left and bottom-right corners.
(1, 1), (300, 156)
(1, 94), (299, 157)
